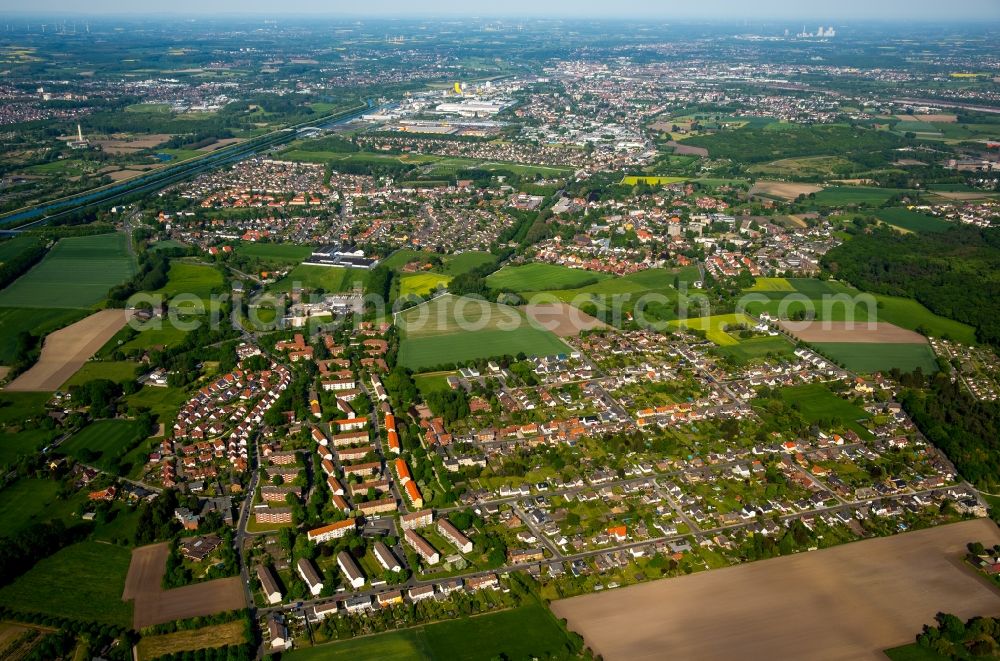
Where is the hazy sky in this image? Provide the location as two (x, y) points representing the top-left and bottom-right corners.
(4, 0), (1000, 21)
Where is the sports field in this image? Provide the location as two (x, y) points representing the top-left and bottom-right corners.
(285, 604), (574, 661)
(812, 342), (939, 374)
(238, 242), (312, 265)
(552, 519), (1000, 661)
(0, 233), (135, 309)
(668, 313), (755, 346)
(400, 273), (451, 297)
(0, 541), (133, 627)
(59, 419), (149, 471)
(486, 263), (609, 292)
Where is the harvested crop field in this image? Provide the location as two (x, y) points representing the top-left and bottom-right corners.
(896, 114), (957, 123)
(553, 519), (1000, 661)
(750, 180), (823, 201)
(777, 320), (927, 344)
(5, 309), (131, 391)
(525, 302), (608, 336)
(124, 542), (246, 629)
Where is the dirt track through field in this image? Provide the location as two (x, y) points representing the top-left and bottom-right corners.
(553, 519), (1000, 661)
(124, 543), (246, 629)
(777, 320), (928, 344)
(525, 303), (608, 337)
(5, 309), (131, 392)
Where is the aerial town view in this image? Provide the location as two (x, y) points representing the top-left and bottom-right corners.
(1, 0), (1000, 658)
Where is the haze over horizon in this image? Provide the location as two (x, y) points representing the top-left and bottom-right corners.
(3, 0), (1000, 22)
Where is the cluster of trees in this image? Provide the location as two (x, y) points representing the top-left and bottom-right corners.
(914, 612), (1000, 659)
(900, 371), (1000, 490)
(424, 389), (470, 426)
(823, 225), (1000, 345)
(0, 239), (48, 290)
(108, 250), (170, 304)
(134, 489), (181, 545)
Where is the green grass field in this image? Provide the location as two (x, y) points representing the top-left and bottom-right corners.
(0, 307), (88, 364)
(811, 342), (939, 374)
(487, 263), (609, 292)
(0, 392), (50, 424)
(285, 604), (575, 661)
(62, 360), (140, 388)
(668, 313), (755, 346)
(876, 208), (952, 233)
(0, 541), (133, 627)
(0, 234), (135, 309)
(397, 295), (567, 370)
(400, 273), (451, 297)
(125, 386), (189, 421)
(713, 335), (795, 364)
(442, 252), (496, 276)
(381, 250), (441, 272)
(120, 324), (190, 352)
(270, 264), (365, 293)
(883, 643), (948, 661)
(873, 295), (977, 344)
(811, 187), (907, 207)
(777, 383), (870, 428)
(152, 262), (224, 302)
(0, 478), (83, 535)
(59, 419), (148, 471)
(413, 371), (457, 398)
(0, 235), (42, 264)
(0, 429), (58, 467)
(238, 242), (313, 266)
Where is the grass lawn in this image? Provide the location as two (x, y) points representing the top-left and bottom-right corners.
(414, 371), (457, 399)
(150, 239), (187, 251)
(442, 252), (496, 276)
(400, 273), (451, 298)
(62, 360), (140, 388)
(125, 386), (189, 422)
(0, 428), (58, 467)
(811, 186), (907, 207)
(0, 307), (88, 364)
(0, 478), (83, 536)
(883, 643), (949, 661)
(285, 604), (574, 661)
(59, 419), (149, 471)
(151, 261), (224, 302)
(811, 342), (939, 374)
(270, 264), (366, 293)
(238, 242), (312, 266)
(0, 234), (135, 309)
(120, 325), (190, 352)
(0, 392), (50, 424)
(136, 621), (247, 661)
(668, 313), (755, 346)
(713, 335), (795, 364)
(487, 263), (609, 292)
(777, 383), (869, 431)
(877, 208), (952, 233)
(0, 541), (133, 627)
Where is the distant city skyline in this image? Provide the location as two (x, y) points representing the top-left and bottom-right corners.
(3, 0), (1000, 21)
